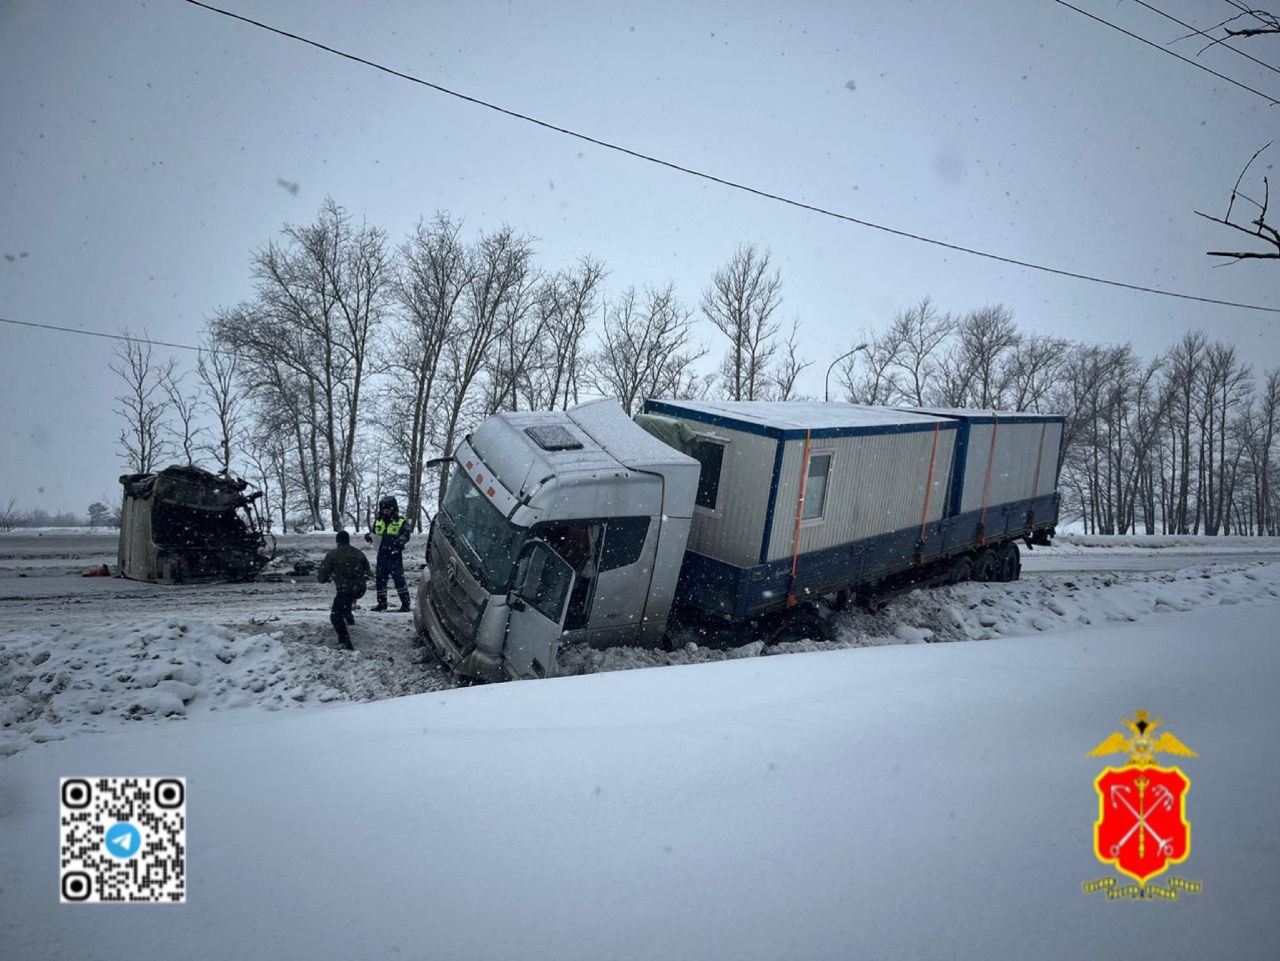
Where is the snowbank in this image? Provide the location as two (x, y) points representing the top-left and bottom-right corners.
(0, 617), (449, 757)
(561, 560), (1280, 674)
(1, 601), (1276, 960)
(1052, 532), (1280, 552)
(5, 561), (1279, 757)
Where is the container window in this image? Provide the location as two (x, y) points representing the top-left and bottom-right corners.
(691, 439), (726, 511)
(600, 517), (651, 572)
(803, 452), (833, 521)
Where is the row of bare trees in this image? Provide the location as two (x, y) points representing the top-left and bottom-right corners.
(831, 299), (1279, 535)
(110, 200), (1280, 537)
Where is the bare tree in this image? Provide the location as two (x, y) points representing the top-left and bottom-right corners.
(161, 362), (203, 466)
(887, 297), (954, 406)
(434, 225), (535, 506)
(110, 334), (171, 474)
(0, 496), (26, 532)
(587, 284), (708, 414)
(838, 328), (903, 405)
(196, 342), (244, 474)
(388, 214), (473, 527)
(214, 198), (393, 528)
(1198, 143), (1280, 262)
(933, 306), (1020, 408)
(485, 267), (547, 415)
(770, 320), (812, 401)
(519, 257), (606, 411)
(701, 243), (783, 401)
(1002, 333), (1069, 412)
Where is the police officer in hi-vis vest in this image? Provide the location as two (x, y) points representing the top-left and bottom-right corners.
(365, 495), (412, 612)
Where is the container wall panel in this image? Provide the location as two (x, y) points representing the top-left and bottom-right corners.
(669, 420), (777, 567)
(961, 419), (1064, 511)
(988, 422), (1042, 504)
(767, 428), (956, 562)
(1035, 421), (1065, 496)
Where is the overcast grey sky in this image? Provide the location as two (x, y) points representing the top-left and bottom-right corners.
(1, 0), (1277, 511)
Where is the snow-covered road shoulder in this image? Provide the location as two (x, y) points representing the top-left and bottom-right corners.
(1, 600), (1277, 960)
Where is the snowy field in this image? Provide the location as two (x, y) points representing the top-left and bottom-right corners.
(3, 531), (1280, 757)
(2, 598), (1278, 959)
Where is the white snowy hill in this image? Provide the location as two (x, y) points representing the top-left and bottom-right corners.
(2, 599), (1277, 960)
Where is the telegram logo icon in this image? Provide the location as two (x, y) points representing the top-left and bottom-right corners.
(104, 822), (141, 859)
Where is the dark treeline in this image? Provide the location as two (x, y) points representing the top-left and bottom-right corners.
(103, 199), (1279, 538)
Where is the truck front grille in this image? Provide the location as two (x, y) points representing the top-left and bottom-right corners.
(428, 526), (487, 646)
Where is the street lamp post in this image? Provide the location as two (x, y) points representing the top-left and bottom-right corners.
(825, 342), (869, 402)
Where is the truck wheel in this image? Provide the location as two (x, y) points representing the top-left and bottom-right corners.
(997, 542), (1021, 582)
(764, 604), (829, 645)
(973, 550), (998, 583)
(949, 556), (973, 584)
(857, 590), (887, 614)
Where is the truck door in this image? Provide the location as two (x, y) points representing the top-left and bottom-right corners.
(504, 540), (577, 679)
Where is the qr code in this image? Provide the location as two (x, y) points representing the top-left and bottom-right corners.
(59, 777), (186, 903)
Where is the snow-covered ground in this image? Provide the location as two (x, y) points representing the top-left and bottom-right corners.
(3, 532), (1280, 756)
(2, 598), (1277, 960)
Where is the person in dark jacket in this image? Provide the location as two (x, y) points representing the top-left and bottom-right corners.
(317, 530), (372, 650)
(365, 495), (412, 612)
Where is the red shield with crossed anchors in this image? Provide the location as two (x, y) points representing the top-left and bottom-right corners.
(1094, 765), (1190, 884)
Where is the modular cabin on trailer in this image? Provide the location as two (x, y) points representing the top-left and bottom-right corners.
(640, 399), (1064, 620)
(417, 398), (1065, 681)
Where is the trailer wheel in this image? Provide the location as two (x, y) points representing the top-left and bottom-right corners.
(759, 604), (828, 646)
(857, 590), (888, 614)
(996, 542), (1021, 582)
(949, 556), (974, 585)
(973, 550), (998, 583)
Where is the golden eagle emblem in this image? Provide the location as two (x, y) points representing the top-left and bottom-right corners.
(1087, 710), (1197, 767)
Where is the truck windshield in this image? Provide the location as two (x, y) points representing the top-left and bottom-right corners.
(439, 464), (527, 592)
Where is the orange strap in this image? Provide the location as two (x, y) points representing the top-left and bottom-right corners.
(917, 423), (940, 562)
(787, 430), (812, 608)
(978, 414), (1000, 546)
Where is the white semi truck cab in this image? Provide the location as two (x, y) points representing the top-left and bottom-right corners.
(415, 399), (699, 681)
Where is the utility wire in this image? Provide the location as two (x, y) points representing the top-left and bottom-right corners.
(1130, 0), (1280, 76)
(1049, 0), (1280, 104)
(0, 316), (228, 355)
(179, 0), (1278, 315)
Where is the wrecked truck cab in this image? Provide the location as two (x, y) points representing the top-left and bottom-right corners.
(117, 465), (274, 583)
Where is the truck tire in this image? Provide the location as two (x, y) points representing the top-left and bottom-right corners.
(973, 549), (998, 583)
(765, 604), (829, 645)
(949, 556), (974, 585)
(996, 542), (1021, 582)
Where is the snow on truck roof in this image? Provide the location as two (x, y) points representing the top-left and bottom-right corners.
(644, 399), (954, 438)
(478, 400), (697, 474)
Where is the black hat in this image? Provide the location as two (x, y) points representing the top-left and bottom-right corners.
(378, 495), (398, 512)
(336, 530), (350, 544)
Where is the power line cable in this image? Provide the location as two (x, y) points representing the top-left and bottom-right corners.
(1049, 0), (1280, 104)
(179, 0), (1279, 315)
(0, 316), (228, 355)
(1129, 0), (1280, 76)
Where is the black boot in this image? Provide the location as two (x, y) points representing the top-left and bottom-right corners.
(372, 595), (388, 612)
(398, 592), (411, 613)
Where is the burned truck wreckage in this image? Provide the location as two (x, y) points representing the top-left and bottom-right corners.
(117, 466), (274, 583)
